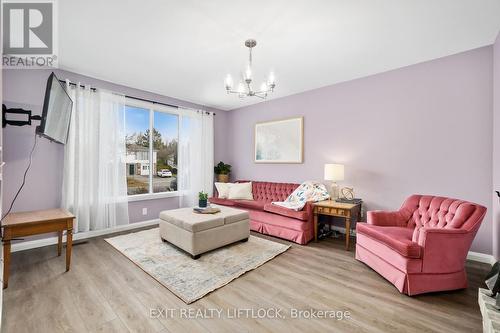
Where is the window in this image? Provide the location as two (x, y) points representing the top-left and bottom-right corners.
(125, 106), (150, 195)
(125, 101), (179, 196)
(153, 111), (178, 193)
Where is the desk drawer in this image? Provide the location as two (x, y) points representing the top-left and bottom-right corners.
(5, 219), (71, 239)
(317, 207), (346, 216)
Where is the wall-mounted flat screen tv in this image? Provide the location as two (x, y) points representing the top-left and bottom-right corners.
(36, 72), (73, 144)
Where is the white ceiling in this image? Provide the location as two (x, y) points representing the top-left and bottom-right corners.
(58, 0), (500, 111)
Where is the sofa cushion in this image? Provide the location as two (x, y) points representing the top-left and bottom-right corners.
(228, 182), (254, 200)
(214, 182), (233, 199)
(233, 200), (266, 211)
(209, 197), (236, 206)
(357, 223), (422, 259)
(263, 203), (309, 221)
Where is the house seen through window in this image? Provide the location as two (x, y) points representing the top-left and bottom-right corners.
(125, 103), (179, 195)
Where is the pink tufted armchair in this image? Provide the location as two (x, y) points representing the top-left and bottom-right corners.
(355, 195), (486, 295)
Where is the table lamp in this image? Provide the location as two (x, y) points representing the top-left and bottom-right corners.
(324, 163), (344, 200)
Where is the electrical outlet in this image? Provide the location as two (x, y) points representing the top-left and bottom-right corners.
(142, 208), (148, 216)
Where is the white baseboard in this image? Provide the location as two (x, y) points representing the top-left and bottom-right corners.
(11, 219), (160, 253)
(11, 220), (498, 266)
(467, 251), (496, 265)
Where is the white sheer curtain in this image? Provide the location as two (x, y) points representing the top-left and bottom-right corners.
(62, 82), (129, 233)
(178, 109), (214, 207)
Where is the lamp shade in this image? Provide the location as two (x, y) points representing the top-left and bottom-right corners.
(324, 164), (344, 182)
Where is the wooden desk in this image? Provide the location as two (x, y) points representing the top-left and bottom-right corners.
(2, 208), (74, 289)
(313, 200), (362, 250)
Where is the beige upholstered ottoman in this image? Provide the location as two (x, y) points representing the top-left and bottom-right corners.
(159, 205), (250, 259)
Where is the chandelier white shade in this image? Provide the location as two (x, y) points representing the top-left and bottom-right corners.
(225, 39), (276, 99)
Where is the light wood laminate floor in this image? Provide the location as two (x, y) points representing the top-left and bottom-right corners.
(2, 228), (490, 333)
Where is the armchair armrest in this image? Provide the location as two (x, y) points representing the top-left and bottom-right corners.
(367, 210), (407, 227)
(417, 228), (472, 273)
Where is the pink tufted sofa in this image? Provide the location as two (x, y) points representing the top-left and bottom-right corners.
(209, 181), (314, 244)
(355, 194), (486, 295)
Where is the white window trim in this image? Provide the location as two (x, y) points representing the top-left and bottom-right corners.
(127, 191), (179, 202)
(125, 97), (180, 201)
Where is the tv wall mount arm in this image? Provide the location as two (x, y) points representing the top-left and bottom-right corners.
(2, 104), (41, 128)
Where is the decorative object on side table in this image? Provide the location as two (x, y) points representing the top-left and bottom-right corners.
(198, 191), (208, 208)
(336, 198), (363, 204)
(340, 187), (355, 200)
(214, 161), (232, 183)
(337, 187), (363, 204)
(324, 163), (344, 199)
(312, 200), (362, 250)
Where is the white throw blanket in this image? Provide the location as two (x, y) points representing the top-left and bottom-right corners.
(272, 181), (330, 211)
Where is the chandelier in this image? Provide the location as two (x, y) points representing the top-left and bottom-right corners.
(224, 39), (276, 99)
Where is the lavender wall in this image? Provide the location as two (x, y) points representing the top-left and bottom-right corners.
(3, 46), (496, 254)
(493, 33), (500, 259)
(227, 46), (494, 254)
(2, 69), (227, 224)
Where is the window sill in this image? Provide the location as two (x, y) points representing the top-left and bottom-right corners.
(128, 191), (180, 202)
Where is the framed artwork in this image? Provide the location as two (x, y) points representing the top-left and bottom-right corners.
(254, 116), (304, 163)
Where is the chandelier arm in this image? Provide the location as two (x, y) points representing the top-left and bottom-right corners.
(254, 88), (271, 94)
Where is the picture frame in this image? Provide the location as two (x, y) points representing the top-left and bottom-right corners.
(254, 116), (304, 163)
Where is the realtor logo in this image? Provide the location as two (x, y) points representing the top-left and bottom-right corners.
(2, 1), (57, 68)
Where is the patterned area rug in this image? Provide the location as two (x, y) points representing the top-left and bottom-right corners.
(105, 228), (290, 304)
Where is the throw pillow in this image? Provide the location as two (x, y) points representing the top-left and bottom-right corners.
(228, 182), (254, 200)
(215, 182), (233, 199)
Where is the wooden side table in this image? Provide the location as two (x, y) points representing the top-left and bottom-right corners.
(2, 208), (75, 289)
(313, 200), (362, 250)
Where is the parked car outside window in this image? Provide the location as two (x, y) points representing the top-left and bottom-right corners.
(157, 169), (173, 178)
